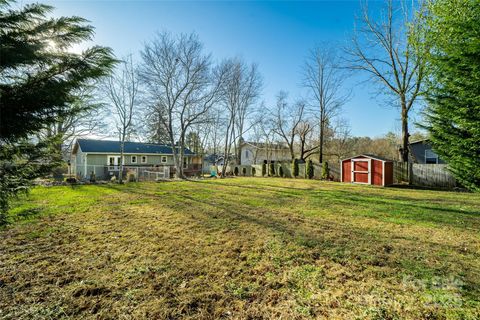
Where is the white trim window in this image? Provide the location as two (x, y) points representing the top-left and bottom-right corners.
(141, 155), (147, 164)
(425, 149), (439, 164)
(107, 155), (121, 170)
(161, 156), (167, 163)
(131, 155), (137, 164)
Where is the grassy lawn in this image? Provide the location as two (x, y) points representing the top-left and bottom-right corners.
(1, 178), (479, 319)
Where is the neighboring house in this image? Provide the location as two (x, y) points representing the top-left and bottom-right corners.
(240, 141), (291, 165)
(72, 139), (200, 180)
(203, 153), (235, 168)
(409, 139), (445, 164)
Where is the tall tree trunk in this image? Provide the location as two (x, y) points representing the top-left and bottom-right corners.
(319, 119), (325, 164)
(235, 136), (242, 165)
(401, 104), (409, 162)
(221, 117), (235, 177)
(178, 133), (186, 179)
(119, 135), (125, 184)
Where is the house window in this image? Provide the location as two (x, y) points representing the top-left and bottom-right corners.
(425, 149), (439, 164)
(141, 155), (147, 164)
(183, 157), (188, 169)
(161, 156), (167, 163)
(244, 150), (250, 159)
(107, 156), (121, 170)
(131, 155), (137, 164)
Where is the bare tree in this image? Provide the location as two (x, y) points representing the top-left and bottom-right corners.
(297, 119), (319, 161)
(345, 0), (426, 162)
(256, 115), (278, 165)
(38, 85), (106, 159)
(270, 91), (306, 161)
(143, 103), (170, 144)
(303, 45), (349, 163)
(139, 32), (223, 178)
(215, 58), (262, 176)
(324, 118), (353, 162)
(105, 56), (139, 183)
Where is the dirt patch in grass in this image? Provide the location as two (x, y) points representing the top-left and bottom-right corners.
(1, 178), (479, 319)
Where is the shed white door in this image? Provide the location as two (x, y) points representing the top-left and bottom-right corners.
(351, 159), (371, 184)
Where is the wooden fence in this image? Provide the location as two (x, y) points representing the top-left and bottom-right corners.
(411, 164), (457, 189)
(393, 162), (456, 189)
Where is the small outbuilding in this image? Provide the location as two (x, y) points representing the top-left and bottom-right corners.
(340, 154), (394, 187)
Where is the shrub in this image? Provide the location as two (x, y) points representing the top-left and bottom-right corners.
(292, 159), (299, 178)
(262, 163), (267, 176)
(279, 166), (284, 177)
(321, 161), (330, 180)
(52, 163), (67, 181)
(269, 162), (275, 176)
(89, 171), (96, 183)
(252, 167), (256, 176)
(234, 167), (239, 176)
(307, 160), (314, 179)
(126, 171), (136, 182)
(242, 167), (246, 176)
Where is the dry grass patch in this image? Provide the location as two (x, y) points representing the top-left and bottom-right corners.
(1, 178), (479, 319)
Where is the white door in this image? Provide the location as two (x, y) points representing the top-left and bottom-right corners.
(108, 156), (122, 170)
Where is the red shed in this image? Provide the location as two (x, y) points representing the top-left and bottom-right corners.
(340, 154), (393, 186)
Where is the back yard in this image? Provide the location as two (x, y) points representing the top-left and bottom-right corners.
(1, 178), (479, 319)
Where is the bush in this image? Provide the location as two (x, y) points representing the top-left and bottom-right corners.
(292, 159), (299, 178)
(52, 163), (68, 181)
(279, 166), (284, 177)
(89, 171), (96, 183)
(321, 161), (330, 180)
(252, 167), (256, 176)
(126, 170), (136, 182)
(269, 162), (275, 176)
(234, 167), (239, 176)
(262, 163), (267, 176)
(66, 177), (76, 183)
(307, 160), (314, 179)
(242, 167), (246, 176)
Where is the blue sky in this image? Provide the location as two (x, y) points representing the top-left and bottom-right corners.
(39, 0), (423, 137)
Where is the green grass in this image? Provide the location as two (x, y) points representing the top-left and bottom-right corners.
(1, 178), (479, 319)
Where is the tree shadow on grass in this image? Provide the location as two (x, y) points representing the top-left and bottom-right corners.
(100, 181), (480, 232)
(97, 182), (480, 303)
(187, 181), (480, 228)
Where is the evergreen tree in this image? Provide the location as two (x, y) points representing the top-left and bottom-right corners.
(292, 159), (299, 178)
(306, 159), (314, 179)
(321, 161), (330, 180)
(0, 1), (116, 224)
(269, 162), (275, 177)
(422, 0), (480, 191)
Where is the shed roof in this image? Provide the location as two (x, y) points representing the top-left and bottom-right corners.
(341, 154), (393, 162)
(74, 139), (195, 155)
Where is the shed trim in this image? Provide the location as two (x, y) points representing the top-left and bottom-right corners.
(350, 158), (371, 184)
(382, 161), (385, 186)
(340, 154), (392, 163)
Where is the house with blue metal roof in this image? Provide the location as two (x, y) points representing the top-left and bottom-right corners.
(72, 139), (199, 180)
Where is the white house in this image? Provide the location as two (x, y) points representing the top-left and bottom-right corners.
(240, 141), (291, 165)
